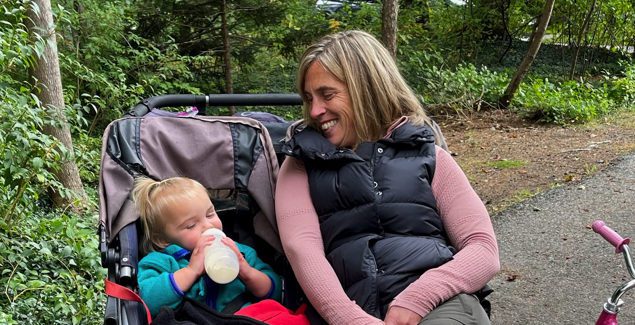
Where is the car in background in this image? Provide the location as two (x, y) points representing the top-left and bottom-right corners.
(316, 0), (376, 14)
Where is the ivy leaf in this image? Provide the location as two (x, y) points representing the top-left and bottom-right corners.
(40, 246), (52, 256)
(65, 226), (75, 238)
(32, 157), (43, 169)
(26, 280), (45, 287)
(61, 245), (72, 257)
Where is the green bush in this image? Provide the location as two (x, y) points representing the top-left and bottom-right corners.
(0, 211), (105, 325)
(65, 95), (103, 188)
(72, 132), (102, 189)
(404, 60), (635, 125)
(414, 64), (509, 112)
(0, 87), (72, 224)
(514, 78), (614, 124)
(606, 61), (635, 110)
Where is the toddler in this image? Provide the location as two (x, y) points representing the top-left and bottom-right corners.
(133, 176), (300, 322)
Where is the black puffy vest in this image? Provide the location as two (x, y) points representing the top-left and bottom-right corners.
(283, 122), (455, 318)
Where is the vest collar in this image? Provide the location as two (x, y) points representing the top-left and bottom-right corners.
(284, 118), (435, 161)
(380, 117), (435, 145)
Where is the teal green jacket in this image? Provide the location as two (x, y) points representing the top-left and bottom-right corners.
(138, 243), (282, 316)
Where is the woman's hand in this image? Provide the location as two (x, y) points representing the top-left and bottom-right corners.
(384, 306), (423, 325)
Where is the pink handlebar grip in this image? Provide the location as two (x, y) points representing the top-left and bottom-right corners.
(592, 220), (631, 253)
(596, 309), (618, 325)
(595, 310), (617, 325)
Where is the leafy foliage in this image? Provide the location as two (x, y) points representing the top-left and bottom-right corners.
(414, 64), (509, 112)
(0, 84), (70, 224)
(1, 4), (103, 323)
(606, 61), (635, 111)
(0, 0), (35, 78)
(0, 211), (105, 325)
(54, 0), (202, 131)
(512, 58), (635, 124)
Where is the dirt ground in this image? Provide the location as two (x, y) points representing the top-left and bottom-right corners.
(434, 110), (635, 214)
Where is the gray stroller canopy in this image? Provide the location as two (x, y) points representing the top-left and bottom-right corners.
(98, 115), (282, 253)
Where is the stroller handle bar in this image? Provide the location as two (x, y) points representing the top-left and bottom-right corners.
(130, 93), (303, 116)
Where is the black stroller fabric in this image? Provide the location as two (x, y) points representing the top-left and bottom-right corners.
(152, 297), (267, 325)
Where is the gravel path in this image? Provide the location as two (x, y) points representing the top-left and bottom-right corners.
(488, 152), (635, 324)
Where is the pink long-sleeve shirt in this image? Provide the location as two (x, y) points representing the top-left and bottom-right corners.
(275, 145), (500, 324)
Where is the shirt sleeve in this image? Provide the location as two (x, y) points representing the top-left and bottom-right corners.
(138, 253), (186, 316)
(275, 157), (383, 325)
(237, 243), (283, 302)
(390, 146), (500, 318)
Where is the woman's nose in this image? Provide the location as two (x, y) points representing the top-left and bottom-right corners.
(309, 99), (326, 120)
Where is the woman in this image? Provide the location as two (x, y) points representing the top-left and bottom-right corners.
(275, 30), (499, 325)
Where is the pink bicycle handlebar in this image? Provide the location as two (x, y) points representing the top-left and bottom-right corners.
(596, 309), (618, 325)
(592, 220), (631, 254)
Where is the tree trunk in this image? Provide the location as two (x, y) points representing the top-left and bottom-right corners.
(497, 0), (513, 63)
(221, 0), (235, 114)
(569, 0), (597, 80)
(582, 6), (602, 74)
(27, 0), (88, 211)
(499, 0), (556, 108)
(381, 0), (399, 58)
(72, 0), (85, 96)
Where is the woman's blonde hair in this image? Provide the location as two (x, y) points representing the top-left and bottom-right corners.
(131, 176), (208, 254)
(297, 30), (431, 143)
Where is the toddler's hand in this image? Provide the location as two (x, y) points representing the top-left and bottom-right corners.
(221, 237), (247, 267)
(188, 235), (215, 275)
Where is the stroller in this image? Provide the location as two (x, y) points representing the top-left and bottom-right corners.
(98, 94), (303, 325)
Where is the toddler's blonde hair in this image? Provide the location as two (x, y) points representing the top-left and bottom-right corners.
(132, 176), (208, 254)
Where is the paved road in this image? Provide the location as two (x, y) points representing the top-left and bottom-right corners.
(488, 152), (635, 325)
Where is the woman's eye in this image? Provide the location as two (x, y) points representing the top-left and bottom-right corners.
(324, 93), (334, 100)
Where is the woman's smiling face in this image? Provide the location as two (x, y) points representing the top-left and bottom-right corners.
(303, 61), (357, 148)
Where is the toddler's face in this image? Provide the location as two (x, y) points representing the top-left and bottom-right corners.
(160, 189), (222, 251)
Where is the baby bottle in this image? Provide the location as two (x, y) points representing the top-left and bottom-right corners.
(202, 228), (240, 284)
